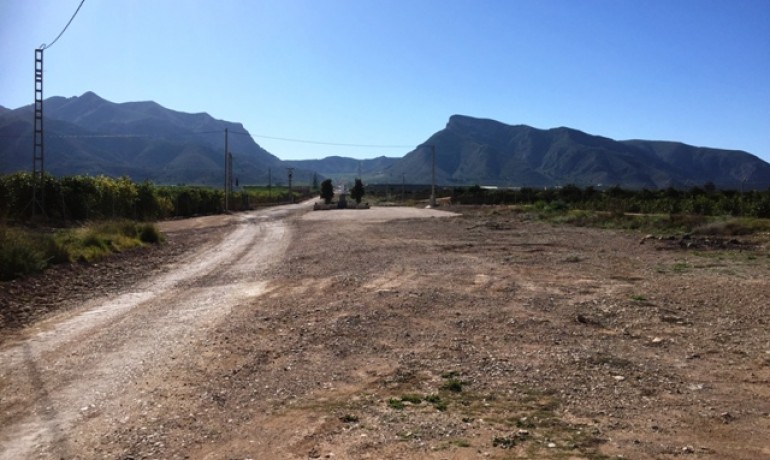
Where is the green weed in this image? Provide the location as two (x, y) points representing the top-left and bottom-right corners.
(400, 394), (422, 405)
(672, 262), (691, 272)
(387, 398), (405, 410)
(425, 394), (448, 411)
(0, 221), (163, 280)
(441, 379), (465, 393)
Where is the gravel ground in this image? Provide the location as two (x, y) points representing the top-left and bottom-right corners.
(1, 204), (769, 459)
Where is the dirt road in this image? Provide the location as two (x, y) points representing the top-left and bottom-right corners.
(1, 204), (769, 459)
(0, 204), (305, 459)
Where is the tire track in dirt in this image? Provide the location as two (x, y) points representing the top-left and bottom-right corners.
(0, 209), (294, 460)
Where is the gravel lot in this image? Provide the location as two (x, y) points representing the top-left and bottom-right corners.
(1, 204), (769, 459)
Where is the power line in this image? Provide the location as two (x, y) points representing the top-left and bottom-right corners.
(4, 127), (415, 148)
(249, 133), (415, 149)
(41, 0), (87, 50)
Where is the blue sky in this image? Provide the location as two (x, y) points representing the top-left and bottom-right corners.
(2, 0), (769, 162)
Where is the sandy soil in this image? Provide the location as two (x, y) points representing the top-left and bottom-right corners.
(1, 203), (769, 459)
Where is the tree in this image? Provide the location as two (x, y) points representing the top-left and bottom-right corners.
(350, 178), (365, 204)
(320, 179), (334, 204)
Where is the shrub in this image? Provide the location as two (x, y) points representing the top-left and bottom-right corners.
(0, 227), (48, 280)
(441, 379), (464, 393)
(138, 223), (162, 243)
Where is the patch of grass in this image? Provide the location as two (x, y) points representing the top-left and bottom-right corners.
(400, 394), (422, 405)
(441, 379), (464, 393)
(693, 218), (770, 236)
(425, 394), (447, 411)
(672, 261), (691, 273)
(0, 221), (163, 280)
(630, 294), (647, 302)
(0, 226), (49, 280)
(387, 398), (405, 410)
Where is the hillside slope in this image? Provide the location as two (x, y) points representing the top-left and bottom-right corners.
(382, 115), (770, 189)
(0, 92), (313, 185)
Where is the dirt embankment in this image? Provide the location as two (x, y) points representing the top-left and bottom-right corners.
(2, 205), (769, 459)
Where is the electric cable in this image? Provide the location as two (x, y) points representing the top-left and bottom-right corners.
(249, 133), (414, 149)
(41, 0), (86, 50)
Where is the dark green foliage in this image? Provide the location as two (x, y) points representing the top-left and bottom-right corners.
(425, 394), (447, 411)
(387, 398), (405, 410)
(0, 220), (164, 281)
(0, 173), (317, 225)
(441, 379), (464, 393)
(450, 183), (770, 219)
(320, 179), (334, 204)
(400, 394), (423, 404)
(350, 178), (365, 204)
(138, 223), (162, 243)
(0, 227), (48, 280)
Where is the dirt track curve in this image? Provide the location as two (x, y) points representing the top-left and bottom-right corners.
(0, 204), (300, 459)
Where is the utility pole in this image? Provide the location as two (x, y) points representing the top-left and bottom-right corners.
(29, 0), (86, 219)
(287, 167), (294, 203)
(224, 128), (229, 212)
(228, 152), (233, 210)
(430, 144), (436, 207)
(31, 48), (46, 217)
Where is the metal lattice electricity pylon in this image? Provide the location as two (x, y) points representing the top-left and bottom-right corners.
(31, 48), (46, 217)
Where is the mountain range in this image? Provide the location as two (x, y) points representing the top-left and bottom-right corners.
(2, 93), (769, 189)
(0, 92), (310, 185)
(355, 115), (770, 189)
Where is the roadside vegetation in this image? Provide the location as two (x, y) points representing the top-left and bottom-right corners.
(0, 172), (313, 224)
(0, 173), (315, 282)
(0, 220), (162, 281)
(446, 184), (770, 236)
(451, 183), (770, 218)
(0, 173), (319, 281)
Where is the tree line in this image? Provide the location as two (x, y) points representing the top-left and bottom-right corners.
(452, 184), (770, 218)
(0, 172), (312, 224)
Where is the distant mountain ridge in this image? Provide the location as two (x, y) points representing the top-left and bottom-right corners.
(0, 92), (312, 185)
(3, 94), (768, 189)
(374, 115), (770, 189)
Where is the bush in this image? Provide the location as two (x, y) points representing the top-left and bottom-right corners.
(0, 220), (166, 280)
(0, 227), (48, 280)
(138, 223), (162, 243)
